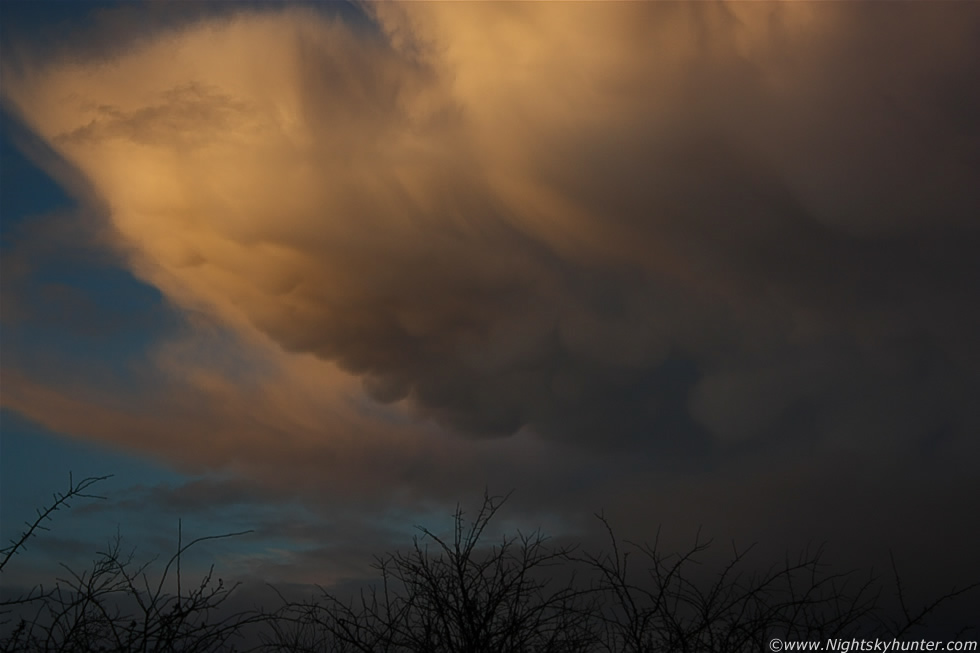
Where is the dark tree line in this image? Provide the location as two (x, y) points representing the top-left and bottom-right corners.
(2, 477), (976, 652)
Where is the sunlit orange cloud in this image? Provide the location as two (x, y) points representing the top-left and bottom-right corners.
(1, 326), (589, 510)
(3, 1), (979, 482)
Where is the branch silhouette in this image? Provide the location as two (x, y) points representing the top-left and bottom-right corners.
(3, 478), (976, 652)
(1, 473), (111, 574)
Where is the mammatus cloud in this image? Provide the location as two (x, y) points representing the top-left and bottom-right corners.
(3, 3), (979, 469)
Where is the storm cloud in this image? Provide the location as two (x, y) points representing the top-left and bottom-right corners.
(3, 2), (979, 468)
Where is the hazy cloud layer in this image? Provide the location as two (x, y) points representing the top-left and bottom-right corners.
(3, 1), (979, 559)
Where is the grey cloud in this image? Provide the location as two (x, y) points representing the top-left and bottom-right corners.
(3, 3), (979, 459)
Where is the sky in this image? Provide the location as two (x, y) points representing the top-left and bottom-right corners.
(1, 0), (979, 631)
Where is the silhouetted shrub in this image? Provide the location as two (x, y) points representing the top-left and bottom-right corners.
(3, 478), (976, 652)
(1, 475), (263, 652)
(267, 492), (598, 652)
